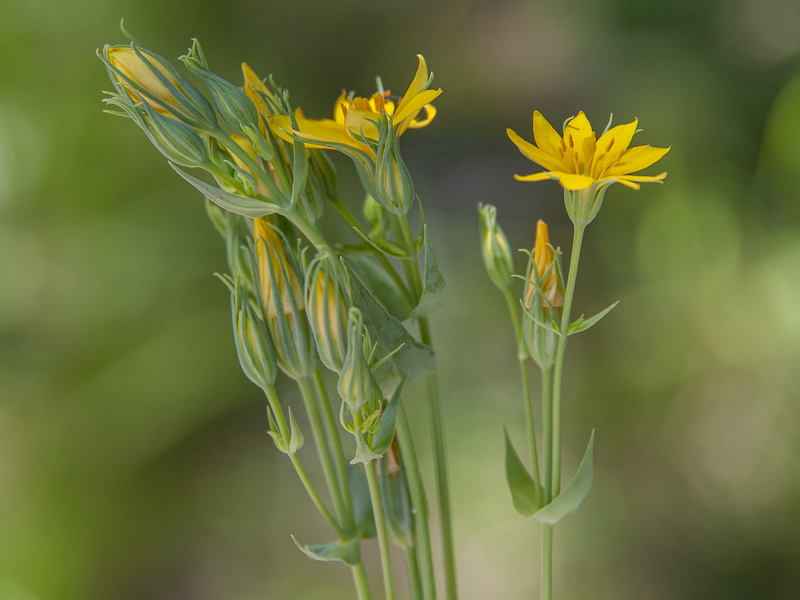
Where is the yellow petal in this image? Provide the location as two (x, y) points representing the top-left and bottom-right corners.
(269, 115), (373, 156)
(394, 88), (442, 126)
(562, 112), (595, 173)
(333, 91), (349, 124)
(613, 172), (668, 184)
(532, 111), (563, 158)
(395, 54), (429, 119)
(514, 172), (556, 182)
(507, 129), (565, 172)
(344, 106), (380, 140)
(605, 145), (670, 176)
(554, 172), (595, 190)
(592, 118), (638, 178)
(406, 103), (437, 129)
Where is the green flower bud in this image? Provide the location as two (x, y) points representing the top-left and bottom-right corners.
(139, 102), (207, 167)
(373, 118), (414, 215)
(338, 308), (382, 411)
(230, 279), (278, 389)
(306, 257), (349, 373)
(478, 203), (515, 290)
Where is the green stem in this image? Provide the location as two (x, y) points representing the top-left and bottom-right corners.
(541, 366), (553, 504)
(542, 525), (553, 600)
(503, 289), (542, 503)
(351, 562), (374, 600)
(365, 460), (397, 600)
(396, 406), (437, 600)
(263, 386), (345, 538)
(312, 369), (354, 529)
(297, 377), (350, 529)
(551, 224), (585, 497)
(391, 212), (457, 599)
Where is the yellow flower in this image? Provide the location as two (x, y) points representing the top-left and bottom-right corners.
(508, 111), (670, 191)
(107, 46), (182, 116)
(270, 55), (441, 157)
(524, 220), (563, 309)
(242, 62), (277, 131)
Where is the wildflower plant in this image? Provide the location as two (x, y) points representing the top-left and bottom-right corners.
(99, 25), (669, 600)
(481, 111), (669, 599)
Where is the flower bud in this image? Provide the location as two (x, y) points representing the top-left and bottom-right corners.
(306, 257), (349, 373)
(524, 220), (564, 309)
(228, 277), (277, 389)
(478, 203), (515, 290)
(140, 103), (207, 167)
(374, 119), (415, 215)
(107, 46), (181, 116)
(338, 308), (382, 411)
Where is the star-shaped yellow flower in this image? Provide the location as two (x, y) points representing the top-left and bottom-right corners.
(270, 55), (441, 158)
(508, 111), (669, 191)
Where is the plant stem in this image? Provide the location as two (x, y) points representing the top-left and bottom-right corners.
(352, 562), (374, 600)
(540, 366), (554, 600)
(365, 460), (397, 600)
(396, 406), (437, 600)
(297, 376), (350, 530)
(551, 224), (585, 497)
(263, 386), (345, 537)
(503, 289), (542, 501)
(542, 525), (553, 600)
(392, 213), (458, 599)
(312, 369), (354, 527)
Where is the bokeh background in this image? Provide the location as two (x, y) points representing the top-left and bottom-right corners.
(3, 0), (800, 598)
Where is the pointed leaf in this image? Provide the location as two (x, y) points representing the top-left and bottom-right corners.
(533, 430), (595, 525)
(568, 301), (619, 335)
(291, 535), (361, 566)
(345, 262), (435, 396)
(412, 225), (446, 317)
(345, 254), (414, 321)
(288, 406), (305, 454)
(349, 464), (376, 539)
(371, 383), (403, 455)
(504, 429), (542, 517)
(170, 163), (278, 218)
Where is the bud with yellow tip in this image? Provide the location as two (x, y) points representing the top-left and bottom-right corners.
(306, 256), (349, 373)
(524, 220), (564, 309)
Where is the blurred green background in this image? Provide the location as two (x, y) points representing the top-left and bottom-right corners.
(2, 0), (800, 598)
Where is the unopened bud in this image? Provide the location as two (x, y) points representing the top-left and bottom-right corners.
(254, 218), (303, 319)
(141, 103), (207, 167)
(524, 220), (564, 309)
(373, 118), (414, 215)
(478, 203), (515, 290)
(338, 308), (382, 410)
(107, 46), (181, 116)
(230, 280), (277, 389)
(306, 257), (349, 373)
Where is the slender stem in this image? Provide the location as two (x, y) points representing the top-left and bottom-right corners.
(351, 562), (374, 600)
(390, 212), (458, 599)
(297, 376), (350, 528)
(396, 406), (437, 600)
(263, 386), (346, 537)
(405, 541), (424, 600)
(312, 369), (354, 528)
(551, 224), (585, 497)
(365, 460), (397, 600)
(541, 366), (553, 504)
(542, 525), (553, 600)
(503, 289), (543, 499)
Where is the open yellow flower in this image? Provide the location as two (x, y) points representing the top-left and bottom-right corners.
(270, 55), (441, 158)
(508, 111), (669, 191)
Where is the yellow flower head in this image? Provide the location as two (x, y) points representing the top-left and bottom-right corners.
(508, 111), (670, 191)
(242, 62), (277, 130)
(270, 55), (441, 157)
(524, 220), (564, 309)
(107, 46), (182, 116)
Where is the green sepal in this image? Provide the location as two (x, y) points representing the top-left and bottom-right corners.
(504, 429), (542, 517)
(287, 406), (305, 454)
(411, 225), (446, 317)
(288, 108), (309, 208)
(360, 408), (382, 434)
(170, 163), (278, 218)
(350, 430), (382, 464)
(266, 406), (287, 454)
(241, 124), (273, 162)
(345, 254), (414, 321)
(371, 384), (402, 456)
(291, 535), (361, 566)
(345, 262), (435, 397)
(567, 301), (619, 335)
(532, 430), (595, 525)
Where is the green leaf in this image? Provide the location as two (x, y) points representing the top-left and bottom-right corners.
(412, 225), (446, 317)
(533, 430), (596, 525)
(291, 535), (361, 566)
(568, 301), (619, 335)
(349, 464), (376, 539)
(504, 429), (542, 517)
(371, 383), (402, 455)
(287, 406), (304, 454)
(170, 163), (278, 218)
(345, 263), (435, 397)
(345, 254), (414, 321)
